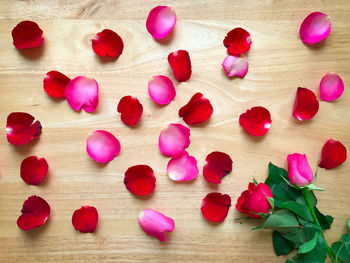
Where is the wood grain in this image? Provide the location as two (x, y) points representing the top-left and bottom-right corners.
(0, 1), (349, 262)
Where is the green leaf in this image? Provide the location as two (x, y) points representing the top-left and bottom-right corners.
(272, 231), (294, 256)
(314, 207), (334, 230)
(307, 184), (325, 191)
(332, 234), (350, 263)
(347, 218), (350, 230)
(267, 196), (274, 209)
(278, 227), (306, 247)
(261, 209), (299, 229)
(253, 178), (259, 185)
(275, 200), (313, 222)
(298, 232), (319, 254)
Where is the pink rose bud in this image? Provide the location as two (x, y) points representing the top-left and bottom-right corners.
(287, 153), (314, 187)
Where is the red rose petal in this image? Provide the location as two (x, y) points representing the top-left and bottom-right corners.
(179, 93), (213, 125)
(72, 206), (98, 233)
(92, 29), (124, 58)
(124, 165), (156, 196)
(203, 152), (233, 184)
(43, 71), (71, 98)
(17, 195), (50, 231)
(239, 106), (271, 136)
(12, 21), (44, 49)
(319, 139), (347, 169)
(168, 50), (192, 82)
(6, 112), (42, 145)
(201, 192), (231, 223)
(117, 96), (143, 126)
(20, 156), (48, 186)
(292, 87), (319, 121)
(223, 27), (252, 56)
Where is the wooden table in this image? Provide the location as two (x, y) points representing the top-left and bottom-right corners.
(0, 1), (349, 262)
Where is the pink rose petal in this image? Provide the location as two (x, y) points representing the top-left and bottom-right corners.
(299, 12), (331, 44)
(159, 123), (190, 157)
(86, 130), (121, 163)
(138, 209), (174, 241)
(319, 73), (344, 101)
(148, 75), (176, 105)
(146, 6), (176, 39)
(167, 151), (198, 181)
(222, 55), (248, 78)
(65, 76), (99, 113)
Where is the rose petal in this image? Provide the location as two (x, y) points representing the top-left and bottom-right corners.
(12, 21), (43, 49)
(167, 151), (198, 181)
(43, 71), (71, 98)
(201, 192), (231, 223)
(146, 6), (176, 39)
(319, 139), (347, 169)
(92, 29), (124, 58)
(292, 87), (319, 121)
(17, 195), (50, 231)
(65, 76), (99, 113)
(179, 93), (213, 125)
(299, 12), (331, 44)
(138, 209), (174, 241)
(222, 55), (248, 78)
(6, 112), (42, 145)
(72, 206), (98, 233)
(86, 130), (121, 163)
(159, 123), (190, 157)
(148, 75), (176, 105)
(223, 27), (252, 55)
(124, 165), (156, 196)
(319, 73), (344, 101)
(203, 152), (233, 184)
(117, 96), (143, 126)
(168, 50), (192, 82)
(239, 106), (271, 136)
(20, 156), (48, 186)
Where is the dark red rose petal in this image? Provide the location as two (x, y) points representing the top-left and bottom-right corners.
(17, 195), (50, 231)
(6, 112), (42, 145)
(168, 50), (192, 82)
(319, 139), (347, 169)
(239, 106), (271, 136)
(292, 87), (319, 121)
(92, 29), (124, 58)
(117, 96), (143, 126)
(179, 93), (213, 125)
(223, 27), (252, 55)
(203, 152), (233, 184)
(201, 192), (231, 223)
(12, 21), (44, 49)
(43, 71), (71, 98)
(72, 206), (98, 233)
(20, 156), (48, 185)
(124, 165), (156, 196)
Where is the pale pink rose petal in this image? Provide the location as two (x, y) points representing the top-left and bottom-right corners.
(138, 209), (174, 241)
(222, 55), (248, 78)
(146, 6), (176, 39)
(167, 151), (198, 181)
(65, 76), (99, 113)
(319, 73), (344, 101)
(86, 130), (121, 163)
(159, 123), (190, 157)
(299, 12), (331, 44)
(148, 75), (176, 105)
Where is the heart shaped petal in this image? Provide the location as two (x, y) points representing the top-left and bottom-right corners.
(20, 156), (48, 185)
(179, 93), (213, 125)
(168, 50), (192, 82)
(17, 195), (50, 231)
(148, 75), (176, 105)
(92, 29), (124, 58)
(223, 27), (252, 55)
(292, 87), (319, 121)
(203, 151), (233, 184)
(65, 76), (99, 113)
(86, 130), (121, 163)
(167, 151), (198, 181)
(319, 139), (347, 169)
(124, 165), (156, 196)
(117, 96), (143, 126)
(43, 71), (71, 98)
(299, 12), (331, 44)
(146, 6), (176, 39)
(201, 192), (231, 223)
(239, 106), (271, 136)
(72, 206), (98, 233)
(159, 123), (190, 157)
(222, 55), (248, 78)
(12, 21), (44, 49)
(319, 73), (344, 101)
(6, 112), (42, 145)
(138, 209), (174, 241)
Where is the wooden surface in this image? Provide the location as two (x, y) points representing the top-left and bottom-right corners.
(0, 1), (349, 262)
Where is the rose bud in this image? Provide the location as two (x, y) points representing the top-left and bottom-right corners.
(287, 153), (314, 187)
(235, 182), (273, 219)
